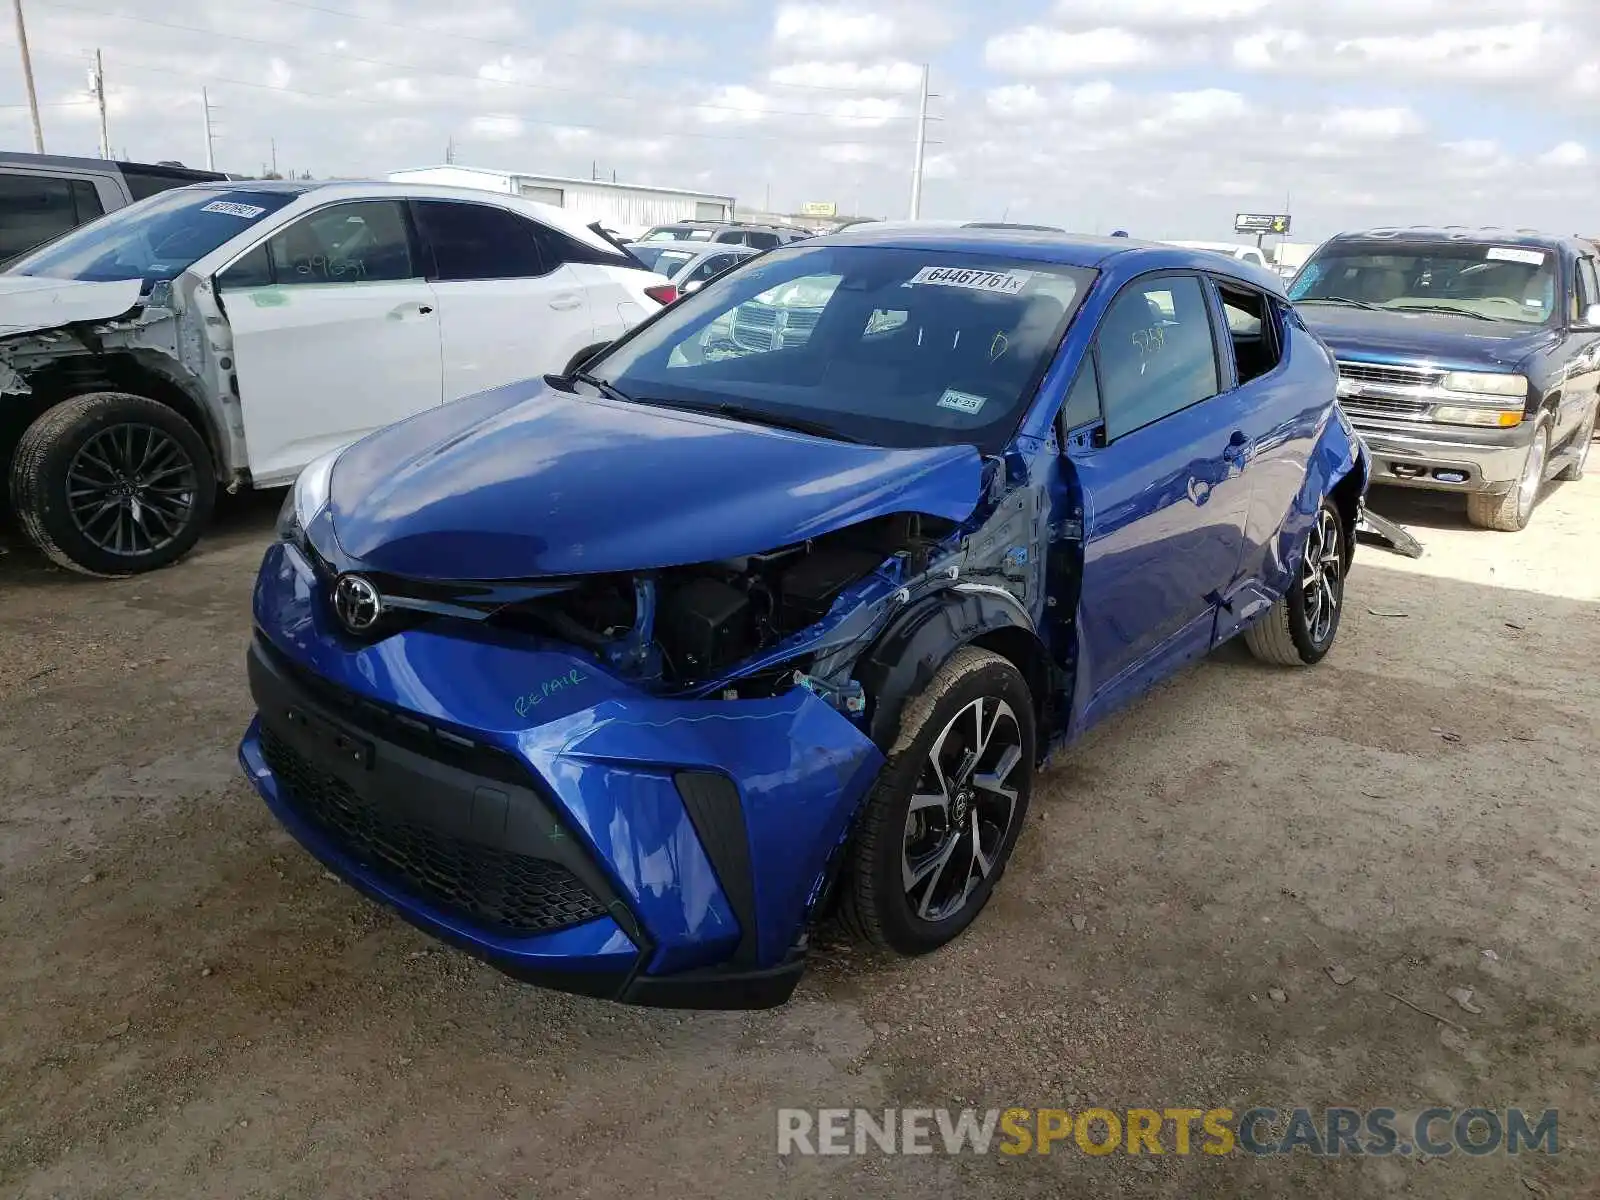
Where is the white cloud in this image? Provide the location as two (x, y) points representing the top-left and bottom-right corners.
(1166, 89), (1248, 124)
(986, 84), (1048, 120)
(819, 141), (888, 164)
(985, 26), (1156, 75)
(1055, 0), (1267, 23)
(829, 96), (904, 128)
(1319, 107), (1426, 141)
(768, 60), (922, 90)
(695, 85), (772, 124)
(469, 113), (522, 140)
(774, 4), (899, 57)
(1539, 141), (1589, 167)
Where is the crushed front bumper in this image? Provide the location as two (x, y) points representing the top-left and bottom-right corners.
(238, 542), (885, 1008)
(1355, 419), (1535, 494)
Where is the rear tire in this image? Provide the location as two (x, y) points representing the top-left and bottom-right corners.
(1467, 423), (1547, 532)
(1244, 498), (1346, 667)
(839, 647), (1035, 955)
(8, 392), (214, 576)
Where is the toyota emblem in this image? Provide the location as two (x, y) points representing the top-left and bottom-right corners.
(333, 573), (383, 633)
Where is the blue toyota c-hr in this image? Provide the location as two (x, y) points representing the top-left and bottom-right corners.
(240, 229), (1370, 1008)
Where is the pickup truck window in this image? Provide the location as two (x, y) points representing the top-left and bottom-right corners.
(1098, 274), (1219, 439)
(1575, 258), (1599, 320)
(1292, 239), (1557, 325)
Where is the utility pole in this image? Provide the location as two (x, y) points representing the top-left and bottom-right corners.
(10, 0), (45, 153)
(89, 49), (109, 159)
(908, 63), (930, 220)
(201, 88), (216, 170)
(270, 136), (278, 176)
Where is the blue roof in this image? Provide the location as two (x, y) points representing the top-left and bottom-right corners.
(817, 225), (1287, 291)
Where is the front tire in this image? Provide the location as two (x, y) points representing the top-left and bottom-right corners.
(1245, 498), (1346, 667)
(8, 392), (215, 576)
(839, 647), (1035, 955)
(1467, 422), (1548, 532)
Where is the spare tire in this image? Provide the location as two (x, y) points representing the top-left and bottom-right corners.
(8, 392), (215, 576)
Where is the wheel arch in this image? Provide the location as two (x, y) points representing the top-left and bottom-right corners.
(855, 586), (1050, 760)
(3, 353), (225, 485)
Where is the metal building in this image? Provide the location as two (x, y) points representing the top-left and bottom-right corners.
(385, 165), (735, 236)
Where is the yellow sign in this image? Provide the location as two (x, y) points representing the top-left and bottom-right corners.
(801, 201), (837, 217)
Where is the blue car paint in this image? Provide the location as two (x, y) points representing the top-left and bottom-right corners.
(326, 380), (984, 580)
(241, 232), (1368, 1006)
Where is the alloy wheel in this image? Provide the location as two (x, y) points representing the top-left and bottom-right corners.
(66, 423), (199, 558)
(1301, 506), (1343, 647)
(1517, 429), (1547, 522)
(901, 696), (1023, 923)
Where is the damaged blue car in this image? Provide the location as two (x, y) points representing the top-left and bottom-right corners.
(240, 229), (1370, 1008)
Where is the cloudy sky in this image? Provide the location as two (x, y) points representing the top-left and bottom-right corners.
(4, 0), (1597, 240)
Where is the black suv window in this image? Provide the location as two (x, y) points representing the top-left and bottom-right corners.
(412, 201), (546, 281)
(1097, 274), (1220, 439)
(0, 174), (104, 260)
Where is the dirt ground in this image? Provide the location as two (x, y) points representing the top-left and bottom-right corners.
(1, 472), (1596, 1199)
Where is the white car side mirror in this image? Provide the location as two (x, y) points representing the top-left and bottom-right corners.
(1583, 302), (1600, 328)
(682, 279), (705, 294)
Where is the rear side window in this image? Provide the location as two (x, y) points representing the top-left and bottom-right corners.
(1096, 274), (1220, 439)
(121, 169), (204, 202)
(0, 173), (103, 260)
(743, 231), (780, 250)
(1217, 284), (1283, 385)
(413, 201), (546, 281)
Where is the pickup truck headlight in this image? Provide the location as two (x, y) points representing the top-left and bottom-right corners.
(276, 448), (341, 544)
(1432, 405), (1525, 428)
(1443, 371), (1528, 398)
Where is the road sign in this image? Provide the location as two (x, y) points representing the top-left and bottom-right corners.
(801, 201), (837, 217)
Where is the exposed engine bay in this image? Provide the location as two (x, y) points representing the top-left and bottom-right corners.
(485, 513), (956, 693)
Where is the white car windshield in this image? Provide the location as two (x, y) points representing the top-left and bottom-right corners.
(5, 187), (295, 289)
(590, 244), (1094, 451)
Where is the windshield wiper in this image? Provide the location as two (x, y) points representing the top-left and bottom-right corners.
(670, 400), (860, 443)
(1299, 296), (1381, 311)
(1385, 303), (1500, 323)
(569, 370), (634, 405)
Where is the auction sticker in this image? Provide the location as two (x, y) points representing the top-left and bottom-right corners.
(1486, 246), (1545, 266)
(201, 200), (268, 219)
(909, 266), (1032, 294)
(937, 389), (988, 414)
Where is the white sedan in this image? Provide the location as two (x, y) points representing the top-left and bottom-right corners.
(0, 180), (672, 574)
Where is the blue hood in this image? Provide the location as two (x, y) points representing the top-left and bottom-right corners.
(1301, 306), (1559, 373)
(328, 379), (984, 580)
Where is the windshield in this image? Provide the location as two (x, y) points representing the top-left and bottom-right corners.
(1291, 240), (1558, 325)
(4, 187), (296, 289)
(629, 244), (699, 275)
(589, 244), (1093, 450)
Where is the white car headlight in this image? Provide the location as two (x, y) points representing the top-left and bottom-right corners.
(276, 448), (341, 543)
(1444, 371), (1528, 398)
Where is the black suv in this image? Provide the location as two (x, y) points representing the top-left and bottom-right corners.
(1291, 227), (1600, 531)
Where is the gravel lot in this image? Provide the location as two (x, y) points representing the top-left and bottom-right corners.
(1, 473), (1596, 1199)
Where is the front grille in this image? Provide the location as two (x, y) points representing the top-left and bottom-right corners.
(260, 727), (608, 936)
(1337, 361), (1445, 389)
(1340, 395), (1433, 421)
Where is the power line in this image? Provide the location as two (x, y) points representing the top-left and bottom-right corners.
(259, 0), (917, 95)
(26, 47), (915, 148)
(31, 1), (919, 122)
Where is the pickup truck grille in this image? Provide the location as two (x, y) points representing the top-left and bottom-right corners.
(1339, 395), (1434, 421)
(1337, 361), (1446, 389)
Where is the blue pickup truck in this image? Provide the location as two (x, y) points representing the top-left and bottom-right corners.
(1290, 227), (1600, 530)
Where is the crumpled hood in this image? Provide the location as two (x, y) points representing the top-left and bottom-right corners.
(0, 276), (144, 338)
(329, 378), (984, 580)
(1302, 305), (1559, 373)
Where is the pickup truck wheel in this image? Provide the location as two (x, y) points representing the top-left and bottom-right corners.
(1466, 423), (1548, 532)
(1554, 404), (1595, 482)
(1244, 499), (1345, 667)
(839, 647), (1035, 955)
(8, 392), (215, 576)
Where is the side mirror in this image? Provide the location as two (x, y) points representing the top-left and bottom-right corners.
(1582, 303), (1600, 329)
(682, 279), (704, 294)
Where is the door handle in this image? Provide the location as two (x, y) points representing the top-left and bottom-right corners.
(548, 294), (583, 311)
(389, 302), (433, 318)
(1222, 430), (1251, 466)
(418, 304), (433, 315)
